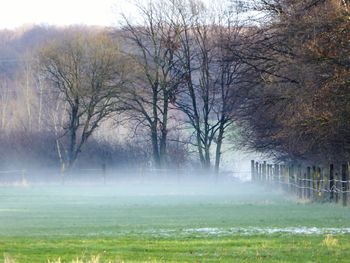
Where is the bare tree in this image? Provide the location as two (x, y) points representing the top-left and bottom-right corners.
(0, 76), (11, 130)
(236, 0), (350, 164)
(120, 1), (183, 168)
(211, 17), (248, 173)
(38, 29), (127, 169)
(172, 0), (245, 172)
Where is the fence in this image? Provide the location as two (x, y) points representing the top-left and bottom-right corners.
(251, 160), (350, 206)
(0, 166), (240, 185)
(0, 169), (28, 185)
(0, 168), (106, 185)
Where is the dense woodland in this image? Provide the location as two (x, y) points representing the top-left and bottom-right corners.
(0, 0), (348, 173)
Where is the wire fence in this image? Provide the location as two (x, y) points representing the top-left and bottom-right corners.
(0, 166), (244, 186)
(0, 169), (27, 185)
(251, 161), (350, 206)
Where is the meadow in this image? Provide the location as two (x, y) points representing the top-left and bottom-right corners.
(1, 181), (350, 262)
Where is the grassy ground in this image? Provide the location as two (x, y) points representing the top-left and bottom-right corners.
(3, 235), (350, 262)
(1, 182), (350, 262)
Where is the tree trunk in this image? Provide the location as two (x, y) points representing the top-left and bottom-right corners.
(159, 94), (169, 167)
(38, 77), (43, 131)
(68, 128), (77, 169)
(214, 123), (225, 176)
(67, 101), (79, 170)
(151, 124), (161, 168)
(204, 146), (211, 170)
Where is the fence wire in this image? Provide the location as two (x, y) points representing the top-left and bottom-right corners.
(252, 161), (350, 198)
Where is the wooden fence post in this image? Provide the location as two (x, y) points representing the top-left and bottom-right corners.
(317, 167), (322, 199)
(329, 164), (334, 202)
(288, 165), (293, 194)
(269, 164), (273, 182)
(341, 164), (349, 206)
(274, 164), (279, 186)
(271, 164), (273, 182)
(278, 165), (282, 188)
(306, 167), (311, 200)
(251, 160), (255, 182)
(283, 165), (288, 192)
(335, 170), (340, 204)
(302, 171), (307, 199)
(347, 164), (350, 205)
(279, 165), (282, 189)
(312, 166), (317, 201)
(262, 161), (267, 183)
(297, 165), (302, 198)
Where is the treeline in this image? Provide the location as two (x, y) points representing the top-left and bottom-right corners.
(237, 0), (350, 165)
(0, 27), (155, 170)
(0, 0), (348, 172)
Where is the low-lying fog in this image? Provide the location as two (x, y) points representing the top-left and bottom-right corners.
(0, 168), (251, 195)
(2, 168), (350, 239)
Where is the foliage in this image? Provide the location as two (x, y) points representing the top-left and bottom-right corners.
(323, 234), (339, 248)
(0, 0), (348, 170)
(237, 0), (350, 163)
(37, 28), (127, 168)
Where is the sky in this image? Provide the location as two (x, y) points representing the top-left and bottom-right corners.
(0, 0), (136, 29)
(0, 0), (231, 30)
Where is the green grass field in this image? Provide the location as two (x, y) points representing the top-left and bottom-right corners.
(1, 182), (350, 262)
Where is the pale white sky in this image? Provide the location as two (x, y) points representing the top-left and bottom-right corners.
(0, 0), (137, 29)
(0, 0), (235, 30)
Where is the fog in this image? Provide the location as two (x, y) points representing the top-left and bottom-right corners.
(0, 167), (246, 189)
(1, 155), (348, 249)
